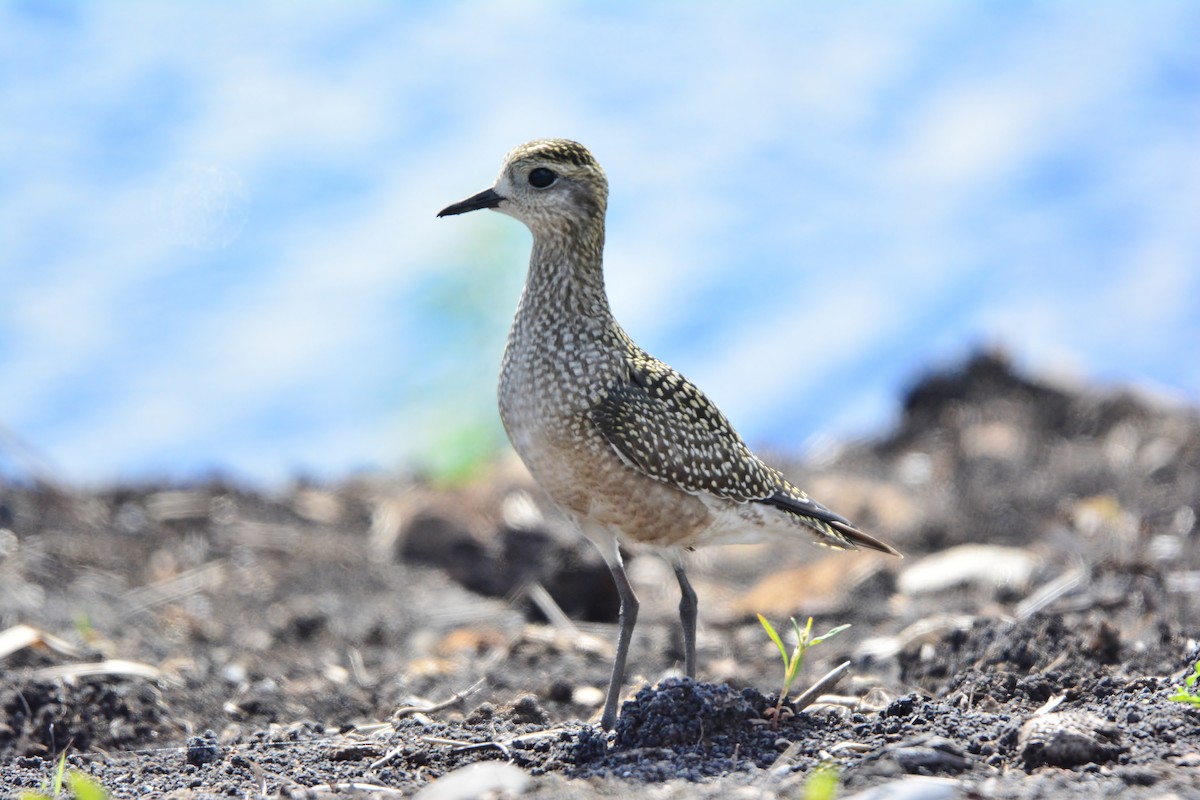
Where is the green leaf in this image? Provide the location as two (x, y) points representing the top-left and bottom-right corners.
(66, 772), (109, 800)
(804, 762), (841, 800)
(783, 617), (808, 690)
(784, 657), (801, 692)
(1170, 660), (1200, 707)
(53, 752), (68, 796)
(757, 614), (790, 671)
(791, 616), (811, 649)
(810, 623), (852, 646)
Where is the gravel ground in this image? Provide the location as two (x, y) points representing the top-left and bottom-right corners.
(2, 352), (1199, 798)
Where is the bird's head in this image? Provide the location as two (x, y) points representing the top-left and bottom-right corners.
(438, 139), (608, 237)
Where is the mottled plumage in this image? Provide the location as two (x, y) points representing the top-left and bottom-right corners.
(438, 138), (899, 730)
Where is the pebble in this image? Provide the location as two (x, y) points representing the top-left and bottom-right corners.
(897, 545), (1038, 595)
(841, 776), (964, 800)
(1018, 710), (1124, 768)
(185, 730), (222, 767)
(327, 741), (382, 762)
(572, 684), (605, 707)
(413, 762), (530, 800)
(886, 736), (973, 773)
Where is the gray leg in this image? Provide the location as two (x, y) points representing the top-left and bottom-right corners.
(601, 557), (639, 730)
(674, 562), (698, 679)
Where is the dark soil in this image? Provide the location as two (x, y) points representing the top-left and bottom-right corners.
(2, 352), (1199, 798)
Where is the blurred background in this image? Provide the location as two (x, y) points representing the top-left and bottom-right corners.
(2, 2), (1197, 486)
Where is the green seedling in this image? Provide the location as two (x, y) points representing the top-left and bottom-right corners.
(1169, 659), (1200, 708)
(64, 772), (108, 800)
(803, 761), (841, 800)
(757, 614), (850, 728)
(73, 612), (95, 643)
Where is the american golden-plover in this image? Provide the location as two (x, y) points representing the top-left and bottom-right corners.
(438, 139), (900, 730)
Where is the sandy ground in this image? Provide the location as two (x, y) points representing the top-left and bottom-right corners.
(2, 353), (1199, 798)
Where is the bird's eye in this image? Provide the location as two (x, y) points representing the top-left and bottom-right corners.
(528, 167), (556, 189)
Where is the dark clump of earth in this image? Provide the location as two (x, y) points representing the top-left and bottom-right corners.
(576, 678), (786, 779)
(2, 350), (1199, 798)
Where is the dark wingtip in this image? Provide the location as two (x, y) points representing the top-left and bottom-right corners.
(759, 491), (902, 557)
(830, 520), (903, 558)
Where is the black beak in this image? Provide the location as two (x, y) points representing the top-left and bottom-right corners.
(437, 187), (504, 217)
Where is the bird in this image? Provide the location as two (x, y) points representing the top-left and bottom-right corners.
(438, 139), (900, 731)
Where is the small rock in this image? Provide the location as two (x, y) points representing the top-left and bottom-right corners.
(883, 696), (917, 717)
(897, 545), (1038, 596)
(1018, 710), (1124, 769)
(185, 730), (222, 766)
(841, 776), (964, 800)
(887, 736), (973, 774)
(509, 694), (549, 724)
(327, 741), (381, 761)
(413, 761), (530, 800)
(465, 702), (495, 723)
(572, 685), (605, 708)
(222, 663), (248, 684)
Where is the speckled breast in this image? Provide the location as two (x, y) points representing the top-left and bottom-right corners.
(497, 314), (711, 547)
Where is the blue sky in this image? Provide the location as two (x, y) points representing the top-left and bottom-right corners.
(2, 2), (1198, 485)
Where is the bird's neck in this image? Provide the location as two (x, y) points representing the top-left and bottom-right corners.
(522, 219), (611, 320)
